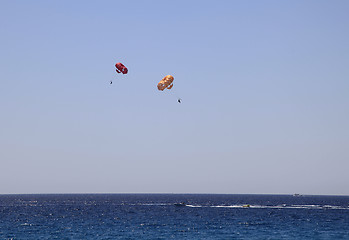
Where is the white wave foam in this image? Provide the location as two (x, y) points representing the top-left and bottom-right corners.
(210, 204), (348, 210)
(136, 203), (348, 210)
(141, 203), (171, 206)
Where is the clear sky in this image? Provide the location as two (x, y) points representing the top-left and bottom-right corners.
(1, 0), (348, 195)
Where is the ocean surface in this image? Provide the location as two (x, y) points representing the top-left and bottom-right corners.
(0, 194), (349, 239)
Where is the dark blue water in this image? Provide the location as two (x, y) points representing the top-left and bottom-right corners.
(1, 194), (348, 239)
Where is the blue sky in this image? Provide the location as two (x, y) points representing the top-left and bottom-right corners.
(1, 0), (348, 194)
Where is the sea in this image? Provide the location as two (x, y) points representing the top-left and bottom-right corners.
(0, 194), (349, 239)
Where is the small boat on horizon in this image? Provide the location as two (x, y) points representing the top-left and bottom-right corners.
(174, 202), (187, 207)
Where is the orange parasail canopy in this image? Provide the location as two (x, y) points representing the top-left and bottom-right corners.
(157, 75), (174, 91)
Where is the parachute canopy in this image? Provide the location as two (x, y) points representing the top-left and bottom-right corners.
(115, 62), (128, 74)
(157, 75), (174, 91)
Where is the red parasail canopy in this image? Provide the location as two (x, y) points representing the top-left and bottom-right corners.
(115, 62), (128, 74)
